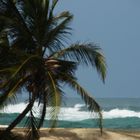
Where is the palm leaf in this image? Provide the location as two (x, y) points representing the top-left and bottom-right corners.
(43, 16), (73, 56)
(47, 71), (62, 128)
(25, 110), (40, 140)
(53, 11), (72, 21)
(51, 43), (106, 82)
(51, 0), (58, 12)
(0, 55), (41, 108)
(0, 76), (29, 109)
(8, 0), (34, 40)
(9, 55), (40, 79)
(37, 92), (47, 128)
(1, 96), (36, 138)
(23, 0), (49, 43)
(62, 74), (103, 132)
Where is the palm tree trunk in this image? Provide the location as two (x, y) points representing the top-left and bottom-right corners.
(38, 97), (47, 128)
(1, 98), (35, 138)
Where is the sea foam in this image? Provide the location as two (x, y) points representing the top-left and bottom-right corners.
(1, 103), (140, 121)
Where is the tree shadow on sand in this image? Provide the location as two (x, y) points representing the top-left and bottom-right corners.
(0, 128), (112, 140)
(0, 129), (24, 140)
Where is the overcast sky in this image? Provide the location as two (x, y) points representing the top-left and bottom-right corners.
(56, 0), (140, 98)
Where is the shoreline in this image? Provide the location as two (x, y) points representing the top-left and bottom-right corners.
(1, 127), (140, 140)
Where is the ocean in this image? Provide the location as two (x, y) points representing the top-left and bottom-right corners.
(0, 96), (140, 129)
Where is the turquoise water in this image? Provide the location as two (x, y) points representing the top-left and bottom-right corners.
(0, 98), (140, 129)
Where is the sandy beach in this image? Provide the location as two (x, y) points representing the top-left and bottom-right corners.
(1, 127), (140, 140)
(36, 128), (140, 140)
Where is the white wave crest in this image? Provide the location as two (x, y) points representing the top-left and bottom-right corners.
(0, 103), (140, 121)
(0, 102), (28, 113)
(103, 108), (140, 119)
(74, 104), (85, 108)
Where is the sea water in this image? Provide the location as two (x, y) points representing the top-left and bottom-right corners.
(0, 97), (140, 129)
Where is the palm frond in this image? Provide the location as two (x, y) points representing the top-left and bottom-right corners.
(53, 11), (72, 21)
(8, 0), (34, 40)
(62, 74), (103, 132)
(0, 54), (40, 90)
(51, 43), (106, 82)
(8, 55), (40, 79)
(37, 92), (47, 128)
(25, 110), (40, 140)
(0, 55), (41, 109)
(22, 0), (49, 43)
(47, 72), (62, 128)
(51, 0), (58, 12)
(2, 97), (35, 136)
(45, 58), (77, 77)
(0, 66), (18, 76)
(42, 12), (73, 55)
(0, 76), (28, 109)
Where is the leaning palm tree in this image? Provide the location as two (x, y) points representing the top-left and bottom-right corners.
(0, 0), (106, 139)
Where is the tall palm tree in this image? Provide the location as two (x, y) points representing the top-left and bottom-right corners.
(0, 0), (106, 139)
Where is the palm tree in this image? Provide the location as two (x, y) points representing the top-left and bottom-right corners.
(0, 0), (106, 139)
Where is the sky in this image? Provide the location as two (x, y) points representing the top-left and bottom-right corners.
(56, 0), (140, 98)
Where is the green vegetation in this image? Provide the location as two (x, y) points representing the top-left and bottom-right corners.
(0, 0), (106, 139)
